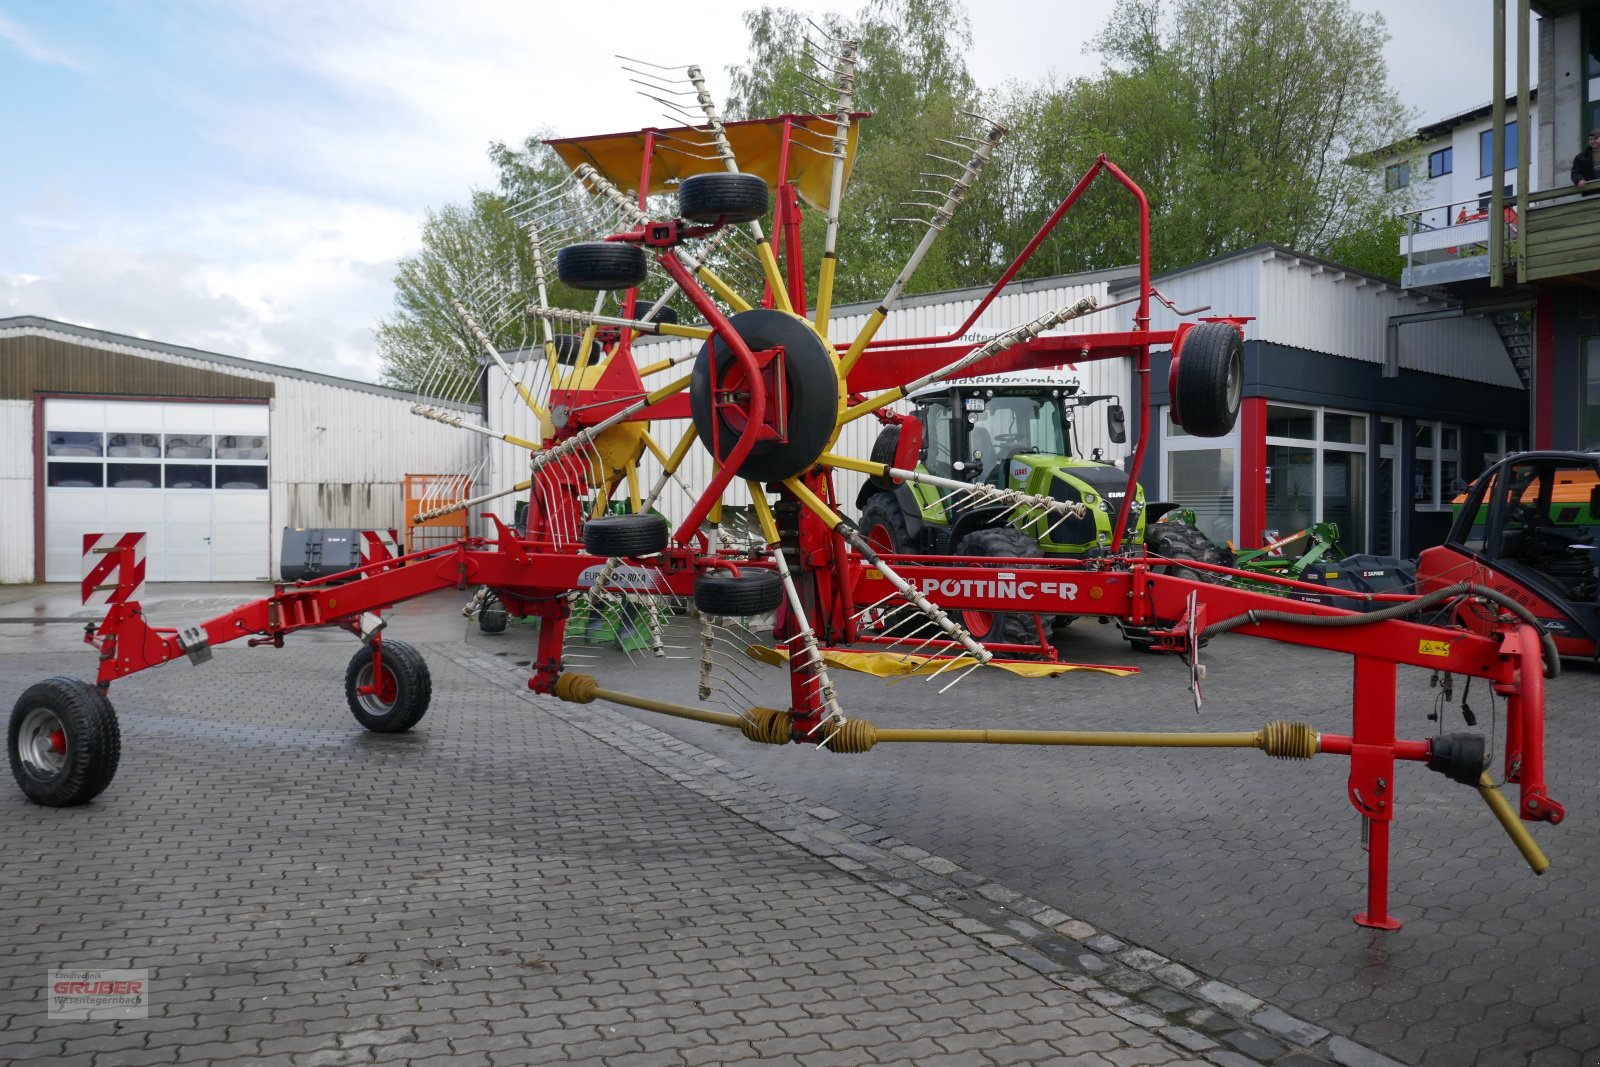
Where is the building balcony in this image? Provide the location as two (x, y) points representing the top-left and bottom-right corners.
(1400, 187), (1600, 291)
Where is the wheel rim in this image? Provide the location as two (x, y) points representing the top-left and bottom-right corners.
(16, 706), (68, 781)
(1226, 352), (1243, 413)
(963, 609), (994, 639)
(355, 663), (399, 716)
(866, 522), (896, 554)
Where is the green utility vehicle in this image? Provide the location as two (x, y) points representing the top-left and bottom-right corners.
(855, 372), (1204, 645)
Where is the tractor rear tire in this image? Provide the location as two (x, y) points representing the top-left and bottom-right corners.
(556, 242), (649, 291)
(867, 426), (901, 490)
(678, 173), (770, 224)
(8, 677), (120, 807)
(345, 640), (431, 733)
(584, 514), (670, 557)
(952, 526), (1043, 649)
(1125, 521), (1223, 653)
(551, 334), (604, 365)
(695, 569), (785, 616)
(1173, 322), (1243, 437)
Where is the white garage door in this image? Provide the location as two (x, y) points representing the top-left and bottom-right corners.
(43, 399), (271, 582)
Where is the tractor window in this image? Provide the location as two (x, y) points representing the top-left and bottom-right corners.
(919, 400), (954, 478)
(1492, 460), (1600, 602)
(968, 395), (1065, 478)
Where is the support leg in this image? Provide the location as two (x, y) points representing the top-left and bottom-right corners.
(1349, 655), (1402, 930)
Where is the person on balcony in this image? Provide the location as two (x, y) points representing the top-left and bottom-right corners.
(1570, 128), (1600, 186)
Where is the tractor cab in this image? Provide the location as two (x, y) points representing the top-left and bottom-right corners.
(1417, 450), (1600, 658)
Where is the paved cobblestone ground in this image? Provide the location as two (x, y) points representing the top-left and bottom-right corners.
(1, 624), (1212, 1067)
(570, 618), (1600, 1067)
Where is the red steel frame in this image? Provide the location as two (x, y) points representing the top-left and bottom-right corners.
(72, 133), (1566, 930)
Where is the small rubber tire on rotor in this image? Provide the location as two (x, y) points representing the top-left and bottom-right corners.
(583, 513), (670, 557)
(630, 301), (679, 325)
(345, 640), (431, 733)
(556, 241), (649, 291)
(867, 426), (901, 491)
(478, 594), (510, 634)
(1172, 322), (1243, 438)
(951, 526), (1043, 648)
(689, 308), (841, 481)
(551, 334), (604, 366)
(677, 173), (770, 224)
(694, 569), (785, 616)
(7, 677), (120, 807)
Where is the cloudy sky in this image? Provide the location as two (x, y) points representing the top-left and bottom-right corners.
(0, 0), (1527, 382)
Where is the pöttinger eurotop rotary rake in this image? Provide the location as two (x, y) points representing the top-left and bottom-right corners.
(8, 44), (1566, 930)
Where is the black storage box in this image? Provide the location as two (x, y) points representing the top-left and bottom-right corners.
(281, 528), (363, 582)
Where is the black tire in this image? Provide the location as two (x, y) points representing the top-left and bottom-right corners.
(478, 594), (509, 634)
(8, 677), (120, 807)
(1126, 521), (1222, 654)
(631, 301), (679, 325)
(952, 527), (1044, 647)
(1172, 322), (1243, 437)
(689, 308), (840, 481)
(551, 334), (604, 365)
(695, 569), (785, 616)
(584, 513), (670, 557)
(556, 242), (649, 291)
(859, 493), (910, 554)
(345, 640), (431, 733)
(677, 173), (770, 224)
(867, 425), (901, 490)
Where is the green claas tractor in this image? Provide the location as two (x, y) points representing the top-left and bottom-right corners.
(854, 372), (1206, 647)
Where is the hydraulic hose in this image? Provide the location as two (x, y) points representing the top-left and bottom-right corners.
(1200, 583), (1560, 679)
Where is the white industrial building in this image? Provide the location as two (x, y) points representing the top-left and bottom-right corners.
(0, 316), (480, 584)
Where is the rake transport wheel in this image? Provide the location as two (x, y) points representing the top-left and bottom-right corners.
(345, 640), (432, 733)
(7, 678), (120, 807)
(952, 526), (1044, 647)
(677, 173), (771, 224)
(556, 242), (650, 291)
(695, 569), (786, 616)
(1170, 322), (1244, 437)
(689, 308), (842, 482)
(478, 594), (510, 634)
(583, 513), (671, 557)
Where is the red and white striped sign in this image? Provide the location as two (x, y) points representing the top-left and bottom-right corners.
(360, 529), (401, 571)
(81, 533), (147, 606)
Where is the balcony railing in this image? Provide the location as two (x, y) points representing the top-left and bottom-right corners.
(1400, 186), (1600, 289)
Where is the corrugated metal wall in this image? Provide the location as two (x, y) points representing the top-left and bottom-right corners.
(1148, 249), (1522, 389)
(486, 279), (1137, 529)
(0, 401), (33, 582)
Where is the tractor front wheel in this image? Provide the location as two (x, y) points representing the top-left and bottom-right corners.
(345, 640), (431, 733)
(952, 527), (1044, 649)
(8, 678), (120, 807)
(1123, 521), (1223, 653)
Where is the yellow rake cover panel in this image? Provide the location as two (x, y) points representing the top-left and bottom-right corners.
(746, 645), (1138, 680)
(547, 113), (867, 211)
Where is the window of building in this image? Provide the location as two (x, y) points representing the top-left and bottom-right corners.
(1413, 420), (1462, 511)
(1429, 146), (1453, 179)
(1478, 122), (1517, 178)
(1385, 162), (1410, 191)
(1583, 338), (1600, 449)
(1163, 407), (1236, 545)
(1587, 13), (1600, 134)
(1484, 428), (1526, 465)
(43, 432), (270, 492)
(1263, 404), (1368, 554)
(1375, 418), (1400, 555)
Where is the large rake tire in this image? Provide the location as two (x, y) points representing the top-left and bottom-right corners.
(867, 425), (901, 491)
(695, 569), (785, 616)
(345, 640), (431, 733)
(584, 513), (670, 557)
(1170, 322), (1243, 437)
(678, 173), (770, 224)
(557, 242), (649, 291)
(8, 678), (120, 807)
(689, 308), (841, 482)
(952, 526), (1043, 649)
(551, 334), (604, 366)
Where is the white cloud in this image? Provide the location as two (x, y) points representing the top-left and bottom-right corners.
(0, 10), (87, 71)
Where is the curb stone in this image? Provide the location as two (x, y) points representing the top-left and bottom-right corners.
(447, 646), (1411, 1067)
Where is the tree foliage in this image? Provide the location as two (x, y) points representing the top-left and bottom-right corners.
(376, 0), (1415, 388)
